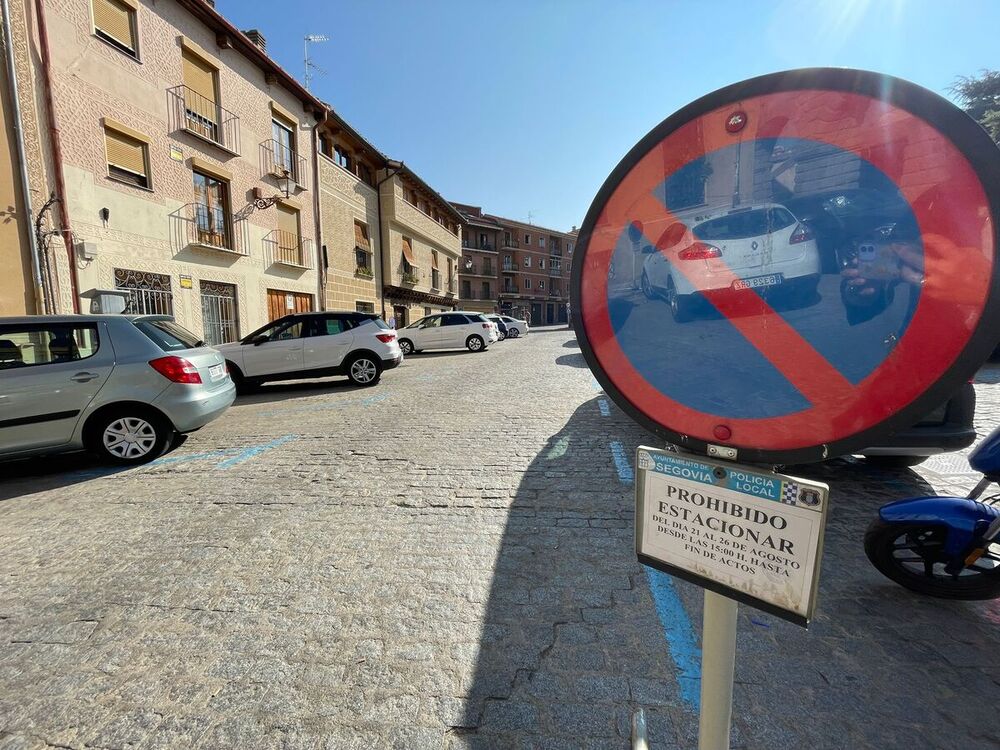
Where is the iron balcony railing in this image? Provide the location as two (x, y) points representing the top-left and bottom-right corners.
(501, 261), (516, 273)
(264, 230), (313, 268)
(261, 139), (307, 186)
(462, 241), (495, 251)
(168, 85), (240, 154)
(463, 263), (496, 276)
(549, 288), (562, 297)
(500, 237), (520, 249)
(549, 266), (562, 276)
(184, 203), (248, 255)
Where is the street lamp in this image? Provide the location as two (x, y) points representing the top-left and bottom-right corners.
(276, 168), (294, 199)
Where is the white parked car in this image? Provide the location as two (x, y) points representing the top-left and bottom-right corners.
(397, 312), (497, 354)
(499, 315), (528, 338)
(216, 311), (401, 392)
(639, 202), (821, 322)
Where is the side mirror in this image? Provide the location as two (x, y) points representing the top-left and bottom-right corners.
(252, 334), (270, 346)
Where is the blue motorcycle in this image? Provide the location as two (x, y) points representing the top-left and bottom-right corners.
(866, 427), (1000, 600)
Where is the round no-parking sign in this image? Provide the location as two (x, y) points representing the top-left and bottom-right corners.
(572, 69), (1000, 464)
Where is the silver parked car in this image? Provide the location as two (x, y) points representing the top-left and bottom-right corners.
(0, 315), (235, 465)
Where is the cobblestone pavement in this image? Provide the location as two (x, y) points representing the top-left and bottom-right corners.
(2, 328), (1000, 749)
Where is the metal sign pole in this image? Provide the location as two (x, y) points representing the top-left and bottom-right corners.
(698, 590), (738, 750)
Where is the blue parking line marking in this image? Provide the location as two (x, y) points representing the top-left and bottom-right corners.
(152, 450), (230, 466)
(258, 393), (387, 417)
(644, 568), (702, 711)
(609, 441), (634, 484)
(598, 399), (610, 417)
(214, 435), (297, 469)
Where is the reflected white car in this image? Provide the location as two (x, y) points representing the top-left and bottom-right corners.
(640, 203), (821, 321)
(499, 316), (529, 338)
(398, 312), (496, 354)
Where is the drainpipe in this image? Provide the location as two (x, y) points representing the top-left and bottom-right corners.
(376, 159), (403, 321)
(2, 0), (45, 313)
(33, 0), (79, 312)
(311, 117), (325, 310)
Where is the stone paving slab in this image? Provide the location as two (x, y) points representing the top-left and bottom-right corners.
(0, 330), (999, 749)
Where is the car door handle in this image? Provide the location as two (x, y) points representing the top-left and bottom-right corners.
(70, 372), (100, 382)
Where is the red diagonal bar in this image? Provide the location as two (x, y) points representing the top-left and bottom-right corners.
(614, 191), (856, 407)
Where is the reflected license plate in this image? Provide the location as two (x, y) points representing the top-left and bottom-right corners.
(733, 274), (783, 291)
(209, 364), (225, 381)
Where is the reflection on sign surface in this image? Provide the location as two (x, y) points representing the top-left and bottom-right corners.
(578, 79), (999, 462)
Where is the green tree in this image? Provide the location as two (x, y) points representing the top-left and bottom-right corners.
(952, 70), (1000, 143)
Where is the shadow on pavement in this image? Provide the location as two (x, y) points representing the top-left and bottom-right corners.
(454, 398), (977, 747)
(562, 340), (580, 349)
(554, 353), (587, 369)
(234, 377), (361, 405)
(0, 452), (132, 502)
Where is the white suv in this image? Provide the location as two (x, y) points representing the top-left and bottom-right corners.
(216, 311), (401, 392)
(499, 315), (528, 338)
(397, 312), (497, 354)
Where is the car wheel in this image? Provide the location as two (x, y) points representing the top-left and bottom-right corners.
(227, 362), (254, 395)
(666, 277), (695, 323)
(498, 331), (507, 341)
(863, 455), (929, 468)
(508, 328), (519, 338)
(347, 353), (382, 387)
(399, 338), (414, 355)
(466, 335), (485, 352)
(641, 271), (655, 300)
(87, 407), (173, 466)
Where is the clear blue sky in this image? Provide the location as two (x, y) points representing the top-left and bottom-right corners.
(219, 0), (998, 232)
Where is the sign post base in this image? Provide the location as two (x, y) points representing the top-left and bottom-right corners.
(698, 590), (738, 750)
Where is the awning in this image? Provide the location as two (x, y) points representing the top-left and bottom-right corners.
(431, 252), (439, 270)
(354, 221), (371, 251)
(401, 236), (417, 266)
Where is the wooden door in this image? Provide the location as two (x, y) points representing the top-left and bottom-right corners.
(267, 288), (313, 321)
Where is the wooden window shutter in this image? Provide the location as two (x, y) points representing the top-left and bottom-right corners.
(401, 236), (416, 265)
(431, 251), (439, 270)
(276, 203), (299, 237)
(93, 0), (135, 50)
(182, 49), (217, 102)
(105, 128), (146, 176)
(354, 221), (370, 251)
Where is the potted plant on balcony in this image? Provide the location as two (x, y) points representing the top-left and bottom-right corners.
(401, 271), (419, 285)
(355, 265), (374, 279)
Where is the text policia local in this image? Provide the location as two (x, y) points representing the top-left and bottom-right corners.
(655, 484), (797, 560)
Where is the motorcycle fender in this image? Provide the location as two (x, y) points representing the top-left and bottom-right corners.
(878, 497), (1000, 557)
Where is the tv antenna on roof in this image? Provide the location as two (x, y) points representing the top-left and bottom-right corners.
(304, 34), (329, 91)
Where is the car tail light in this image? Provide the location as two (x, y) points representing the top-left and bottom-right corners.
(149, 356), (202, 384)
(790, 223), (814, 244)
(677, 242), (722, 261)
(482, 323), (490, 329)
(375, 333), (396, 343)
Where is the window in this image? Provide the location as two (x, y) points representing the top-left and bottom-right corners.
(193, 170), (231, 249)
(357, 162), (373, 186)
(247, 318), (305, 343)
(524, 255), (531, 268)
(424, 307), (432, 317)
(419, 315), (441, 328)
(356, 301), (376, 314)
(567, 241), (574, 253)
(105, 126), (149, 188)
(200, 280), (238, 346)
(402, 236), (416, 276)
(524, 278), (531, 289)
(181, 48), (219, 143)
(482, 281), (491, 299)
(539, 258), (545, 269)
(431, 251), (440, 288)
(92, 0), (137, 58)
(272, 116), (296, 178)
(504, 231), (512, 246)
(273, 203), (302, 264)
(524, 233), (530, 244)
(317, 316), (351, 336)
(115, 268), (173, 315)
(355, 221), (372, 272)
(334, 144), (351, 170)
(0, 324), (99, 370)
(461, 280), (471, 298)
(539, 237), (546, 248)
(133, 319), (202, 352)
(441, 314), (467, 326)
(539, 279), (545, 290)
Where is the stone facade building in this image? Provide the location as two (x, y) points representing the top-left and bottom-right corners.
(2, 0), (325, 343)
(379, 167), (463, 328)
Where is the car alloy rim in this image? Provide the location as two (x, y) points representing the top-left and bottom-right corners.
(401, 341), (411, 353)
(103, 417), (157, 459)
(470, 338), (482, 350)
(351, 358), (377, 383)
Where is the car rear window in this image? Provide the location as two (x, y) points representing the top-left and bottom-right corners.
(694, 208), (796, 241)
(133, 319), (202, 352)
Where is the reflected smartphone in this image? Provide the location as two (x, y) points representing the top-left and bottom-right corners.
(855, 242), (900, 281)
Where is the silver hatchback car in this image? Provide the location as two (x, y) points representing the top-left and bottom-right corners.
(0, 315), (235, 465)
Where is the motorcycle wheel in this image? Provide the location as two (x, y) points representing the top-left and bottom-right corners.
(864, 519), (1000, 600)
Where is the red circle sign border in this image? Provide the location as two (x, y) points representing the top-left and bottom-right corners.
(571, 69), (1000, 465)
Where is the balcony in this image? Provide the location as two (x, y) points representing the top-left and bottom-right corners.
(549, 288), (563, 297)
(261, 139), (307, 187)
(264, 230), (313, 269)
(462, 241), (495, 251)
(401, 270), (419, 285)
(549, 266), (562, 276)
(501, 262), (516, 273)
(500, 237), (520, 249)
(463, 262), (496, 276)
(181, 203), (248, 256)
(167, 85), (240, 154)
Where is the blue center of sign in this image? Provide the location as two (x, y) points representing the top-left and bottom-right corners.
(606, 137), (923, 419)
